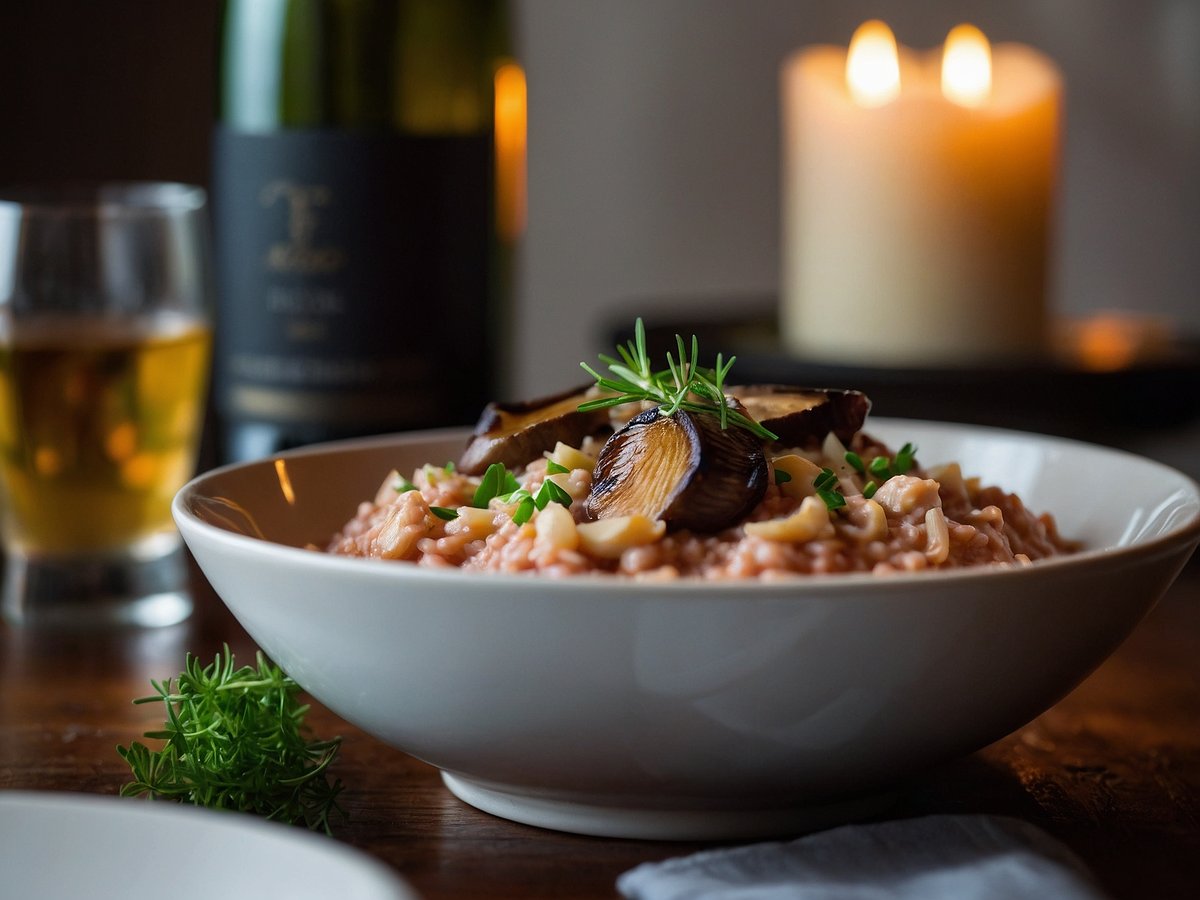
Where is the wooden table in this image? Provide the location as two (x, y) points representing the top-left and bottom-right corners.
(2, 558), (1198, 899)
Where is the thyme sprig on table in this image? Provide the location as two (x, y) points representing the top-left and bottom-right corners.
(117, 646), (344, 834)
(579, 318), (778, 441)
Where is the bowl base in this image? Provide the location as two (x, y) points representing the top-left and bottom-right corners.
(441, 772), (894, 840)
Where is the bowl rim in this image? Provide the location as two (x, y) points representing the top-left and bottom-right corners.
(174, 418), (1200, 597)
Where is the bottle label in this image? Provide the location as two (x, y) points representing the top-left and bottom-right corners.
(211, 127), (493, 433)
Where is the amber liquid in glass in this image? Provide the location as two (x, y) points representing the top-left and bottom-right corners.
(0, 316), (210, 555)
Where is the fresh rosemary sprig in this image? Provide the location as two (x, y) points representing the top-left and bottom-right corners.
(579, 318), (777, 441)
(117, 646), (344, 834)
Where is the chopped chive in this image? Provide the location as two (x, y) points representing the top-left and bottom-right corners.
(472, 462), (508, 508)
(545, 460), (570, 475)
(774, 469), (793, 486)
(544, 480), (573, 506)
(863, 481), (878, 499)
(511, 497), (536, 525)
(814, 468), (839, 491)
(430, 506), (458, 521)
(393, 478), (417, 494)
(894, 443), (917, 474)
(868, 456), (892, 479)
(533, 479), (574, 511)
(817, 489), (846, 511)
(845, 451), (865, 474)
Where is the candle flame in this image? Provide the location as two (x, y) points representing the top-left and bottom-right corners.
(941, 24), (992, 107)
(846, 20), (900, 108)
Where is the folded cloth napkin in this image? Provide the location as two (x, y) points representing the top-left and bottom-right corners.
(617, 814), (1109, 900)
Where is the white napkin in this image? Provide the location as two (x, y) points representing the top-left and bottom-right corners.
(617, 814), (1109, 900)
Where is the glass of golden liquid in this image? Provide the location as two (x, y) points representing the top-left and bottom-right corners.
(0, 183), (211, 627)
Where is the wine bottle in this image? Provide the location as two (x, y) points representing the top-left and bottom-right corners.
(212, 0), (518, 462)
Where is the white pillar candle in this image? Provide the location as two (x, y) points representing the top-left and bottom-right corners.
(780, 21), (1062, 366)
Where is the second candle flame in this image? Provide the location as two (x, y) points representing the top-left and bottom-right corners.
(942, 24), (992, 107)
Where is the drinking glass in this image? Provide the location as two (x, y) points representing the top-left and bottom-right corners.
(0, 183), (212, 627)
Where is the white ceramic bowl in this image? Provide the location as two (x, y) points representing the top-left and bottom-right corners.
(174, 420), (1200, 840)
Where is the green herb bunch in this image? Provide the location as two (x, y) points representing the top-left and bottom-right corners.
(580, 318), (777, 440)
(117, 646), (344, 834)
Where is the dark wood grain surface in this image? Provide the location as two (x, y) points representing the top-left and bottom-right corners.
(2, 558), (1198, 899)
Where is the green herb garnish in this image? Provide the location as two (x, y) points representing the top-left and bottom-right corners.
(536, 479), (573, 509)
(868, 456), (892, 479)
(473, 462), (520, 508)
(393, 477), (417, 493)
(580, 318), (777, 441)
(509, 491), (537, 524)
(545, 460), (570, 475)
(431, 506), (459, 521)
(813, 444), (919, 509)
(864, 444), (918, 481)
(774, 469), (793, 486)
(117, 646), (343, 834)
(501, 477), (572, 525)
(813, 467), (846, 510)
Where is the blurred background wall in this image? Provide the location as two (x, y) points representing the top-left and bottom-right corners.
(1, 0), (1196, 398)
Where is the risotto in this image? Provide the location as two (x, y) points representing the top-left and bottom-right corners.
(327, 323), (1075, 578)
(326, 428), (1076, 580)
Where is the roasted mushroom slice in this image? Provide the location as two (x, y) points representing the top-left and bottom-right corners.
(459, 385), (610, 475)
(731, 385), (870, 447)
(584, 406), (768, 533)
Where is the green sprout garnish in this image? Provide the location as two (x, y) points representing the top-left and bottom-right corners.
(117, 646), (343, 834)
(473, 462), (521, 508)
(867, 443), (918, 481)
(430, 506), (459, 521)
(393, 477), (417, 493)
(813, 467), (846, 511)
(579, 318), (777, 441)
(545, 460), (570, 475)
(500, 477), (573, 526)
(774, 469), (793, 486)
(537, 479), (573, 508)
(507, 490), (537, 525)
(813, 445), (918, 510)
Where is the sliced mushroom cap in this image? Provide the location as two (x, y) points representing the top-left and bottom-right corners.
(458, 385), (611, 475)
(584, 405), (768, 533)
(730, 385), (870, 447)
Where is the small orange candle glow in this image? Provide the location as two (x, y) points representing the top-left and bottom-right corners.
(273, 458), (296, 505)
(494, 61), (527, 243)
